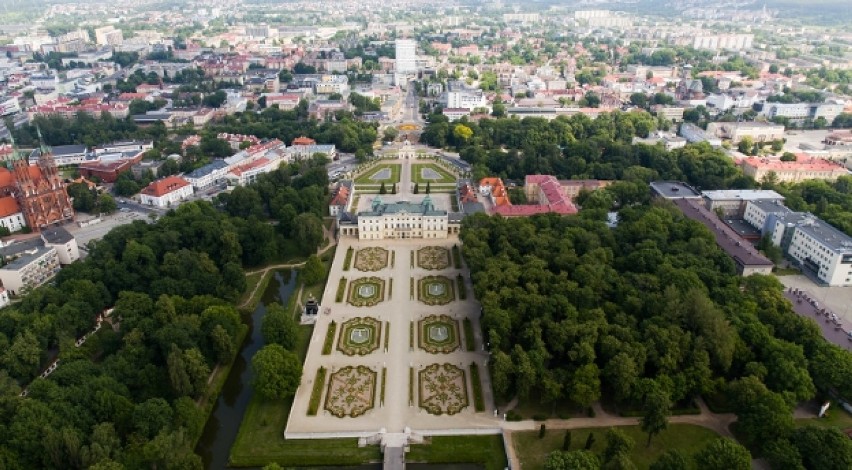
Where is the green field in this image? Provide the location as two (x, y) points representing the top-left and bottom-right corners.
(795, 401), (852, 430)
(355, 163), (401, 184)
(514, 424), (720, 470)
(411, 163), (457, 184)
(407, 435), (507, 470)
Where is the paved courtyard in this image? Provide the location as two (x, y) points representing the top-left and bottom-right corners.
(286, 236), (497, 436)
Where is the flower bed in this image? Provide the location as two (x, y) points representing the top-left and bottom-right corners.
(419, 363), (469, 416)
(324, 365), (377, 418)
(418, 314), (460, 354)
(337, 316), (382, 356)
(347, 277), (385, 307)
(417, 276), (455, 306)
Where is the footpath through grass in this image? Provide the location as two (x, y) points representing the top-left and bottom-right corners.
(514, 424), (719, 470)
(407, 435), (507, 470)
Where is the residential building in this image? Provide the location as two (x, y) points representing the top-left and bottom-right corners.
(760, 102), (844, 123)
(706, 122), (784, 143)
(329, 180), (353, 216)
(94, 26), (123, 46)
(680, 123), (722, 147)
(41, 226), (79, 265)
(692, 34), (754, 51)
(395, 39), (417, 74)
(743, 199), (793, 235)
(739, 156), (848, 183)
(559, 180), (614, 199)
(0, 245), (60, 296)
(781, 216), (852, 286)
(226, 157), (280, 186)
(672, 198), (774, 276)
(342, 196), (451, 240)
(51, 145), (88, 166)
(702, 189), (785, 217)
(442, 108), (471, 122)
(650, 181), (702, 200)
(139, 176), (193, 208)
(0, 196), (25, 233)
(184, 160), (230, 189)
(445, 90), (489, 112)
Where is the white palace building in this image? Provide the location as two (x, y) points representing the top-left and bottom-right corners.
(339, 196), (461, 240)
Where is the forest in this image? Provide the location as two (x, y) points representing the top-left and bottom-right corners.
(0, 160), (328, 469)
(461, 208), (852, 469)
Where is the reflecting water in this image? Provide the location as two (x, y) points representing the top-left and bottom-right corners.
(196, 270), (296, 469)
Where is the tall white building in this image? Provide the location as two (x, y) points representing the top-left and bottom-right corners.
(395, 39), (417, 74)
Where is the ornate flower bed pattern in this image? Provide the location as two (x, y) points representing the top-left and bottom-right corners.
(347, 277), (385, 307)
(417, 276), (454, 306)
(324, 365), (377, 418)
(354, 247), (389, 272)
(338, 316), (382, 356)
(417, 246), (450, 270)
(419, 314), (460, 354)
(419, 363), (469, 415)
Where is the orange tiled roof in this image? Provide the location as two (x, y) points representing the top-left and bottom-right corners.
(0, 196), (20, 217)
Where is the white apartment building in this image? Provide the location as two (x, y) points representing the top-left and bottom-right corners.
(445, 91), (489, 112)
(785, 220), (852, 286)
(94, 26), (123, 46)
(692, 34), (754, 51)
(702, 189), (785, 217)
(706, 122), (784, 143)
(761, 102), (844, 123)
(395, 39), (417, 74)
(0, 246), (60, 296)
(343, 196), (449, 240)
(139, 176), (193, 208)
(41, 227), (79, 265)
(743, 199), (792, 234)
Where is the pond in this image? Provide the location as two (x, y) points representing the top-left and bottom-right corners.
(195, 270), (297, 469)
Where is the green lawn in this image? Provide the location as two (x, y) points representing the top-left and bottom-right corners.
(354, 163), (401, 184)
(411, 163), (457, 184)
(407, 435), (507, 470)
(514, 424), (720, 470)
(796, 401), (852, 430)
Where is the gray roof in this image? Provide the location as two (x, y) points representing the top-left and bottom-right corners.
(650, 181), (702, 199)
(748, 199), (792, 215)
(186, 160), (229, 179)
(0, 238), (44, 259)
(359, 196), (446, 217)
(1, 245), (55, 271)
(703, 189), (784, 202)
(795, 218), (852, 254)
(51, 144), (87, 156)
(41, 226), (74, 245)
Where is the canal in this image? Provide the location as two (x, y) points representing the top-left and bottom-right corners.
(196, 270), (297, 469)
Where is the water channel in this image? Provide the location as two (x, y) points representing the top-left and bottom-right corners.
(196, 269), (297, 469)
(194, 269), (485, 470)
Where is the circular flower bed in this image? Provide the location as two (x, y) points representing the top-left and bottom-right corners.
(354, 247), (389, 272)
(417, 246), (450, 270)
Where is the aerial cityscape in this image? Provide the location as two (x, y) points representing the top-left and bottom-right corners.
(0, 0), (851, 469)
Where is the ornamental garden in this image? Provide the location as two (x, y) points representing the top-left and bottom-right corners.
(354, 247), (389, 272)
(417, 275), (455, 305)
(337, 317), (382, 356)
(418, 314), (460, 354)
(418, 363), (469, 416)
(416, 246), (450, 270)
(347, 277), (386, 307)
(324, 365), (377, 418)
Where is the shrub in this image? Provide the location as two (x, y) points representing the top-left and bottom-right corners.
(506, 410), (523, 421)
(343, 247), (353, 271)
(322, 321), (336, 355)
(335, 278), (347, 302)
(533, 413), (549, 421)
(452, 245), (462, 268)
(463, 318), (476, 351)
(457, 274), (466, 300)
(539, 423), (546, 438)
(307, 367), (327, 415)
(470, 362), (485, 412)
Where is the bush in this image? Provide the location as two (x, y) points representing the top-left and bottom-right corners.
(322, 321), (336, 355)
(452, 245), (462, 268)
(533, 413), (549, 421)
(463, 318), (476, 351)
(335, 278), (347, 302)
(470, 363), (485, 412)
(307, 367), (327, 415)
(457, 274), (467, 300)
(506, 410), (523, 421)
(343, 247), (353, 271)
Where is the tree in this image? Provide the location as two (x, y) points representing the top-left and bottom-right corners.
(563, 431), (572, 451)
(693, 438), (751, 470)
(453, 124), (473, 143)
(392, 183), (397, 194)
(570, 363), (602, 409)
(292, 213), (324, 255)
(604, 428), (634, 463)
(793, 426), (852, 470)
(252, 344), (302, 400)
(539, 423), (547, 438)
(640, 382), (671, 447)
(414, 182), (420, 194)
(97, 194), (117, 214)
(781, 152), (797, 161)
(301, 255), (325, 286)
(544, 450), (601, 470)
(3, 331), (41, 379)
(380, 182), (387, 194)
(261, 303), (298, 349)
(630, 93), (648, 108)
(585, 433), (596, 450)
(738, 136), (755, 155)
(650, 450), (689, 470)
(383, 127), (399, 142)
(425, 181), (431, 194)
(167, 344), (192, 396)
